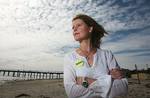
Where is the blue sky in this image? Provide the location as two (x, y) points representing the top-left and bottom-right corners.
(0, 0), (150, 71)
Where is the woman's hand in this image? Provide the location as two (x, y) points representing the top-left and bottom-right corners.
(86, 77), (96, 85)
(76, 77), (83, 85)
(76, 77), (96, 85)
(109, 68), (123, 79)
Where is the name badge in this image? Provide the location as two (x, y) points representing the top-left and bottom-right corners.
(75, 59), (84, 68)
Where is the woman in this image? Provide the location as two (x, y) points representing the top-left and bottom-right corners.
(63, 14), (128, 98)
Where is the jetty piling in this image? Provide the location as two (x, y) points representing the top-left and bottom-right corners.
(0, 69), (63, 80)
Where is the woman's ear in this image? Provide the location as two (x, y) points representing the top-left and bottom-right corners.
(89, 26), (93, 33)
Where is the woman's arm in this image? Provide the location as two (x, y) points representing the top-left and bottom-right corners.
(76, 77), (96, 85)
(106, 50), (128, 97)
(106, 50), (124, 79)
(63, 54), (100, 98)
(110, 68), (124, 79)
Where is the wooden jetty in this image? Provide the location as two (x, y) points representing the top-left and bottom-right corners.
(0, 69), (63, 80)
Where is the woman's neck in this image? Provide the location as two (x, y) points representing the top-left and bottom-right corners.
(79, 39), (92, 52)
(78, 39), (97, 61)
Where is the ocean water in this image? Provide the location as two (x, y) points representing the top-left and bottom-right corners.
(0, 76), (22, 81)
(0, 76), (27, 85)
(0, 72), (37, 85)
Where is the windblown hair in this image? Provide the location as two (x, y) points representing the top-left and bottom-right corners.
(72, 14), (108, 49)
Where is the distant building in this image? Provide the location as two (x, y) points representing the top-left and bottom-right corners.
(131, 73), (150, 80)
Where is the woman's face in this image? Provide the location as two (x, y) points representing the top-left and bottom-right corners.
(72, 19), (92, 41)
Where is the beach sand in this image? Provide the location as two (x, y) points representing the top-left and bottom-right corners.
(0, 78), (150, 98)
(0, 79), (67, 98)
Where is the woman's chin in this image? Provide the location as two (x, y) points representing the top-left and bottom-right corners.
(74, 38), (83, 42)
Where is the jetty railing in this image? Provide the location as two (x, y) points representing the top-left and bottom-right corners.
(0, 69), (63, 80)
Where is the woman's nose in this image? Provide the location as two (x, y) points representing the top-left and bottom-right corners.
(73, 27), (77, 32)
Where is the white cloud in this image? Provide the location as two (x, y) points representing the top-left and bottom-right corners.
(0, 0), (149, 71)
(101, 27), (150, 69)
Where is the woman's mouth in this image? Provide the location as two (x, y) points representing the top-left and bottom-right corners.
(74, 32), (80, 36)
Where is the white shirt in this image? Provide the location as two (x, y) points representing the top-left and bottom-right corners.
(63, 49), (128, 98)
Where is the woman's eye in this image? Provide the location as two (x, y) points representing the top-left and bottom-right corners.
(77, 24), (81, 27)
(72, 26), (74, 30)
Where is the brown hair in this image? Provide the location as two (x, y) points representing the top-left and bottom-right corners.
(72, 14), (108, 49)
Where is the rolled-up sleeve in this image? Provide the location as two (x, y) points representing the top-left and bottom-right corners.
(106, 50), (128, 98)
(63, 54), (100, 98)
(106, 50), (120, 70)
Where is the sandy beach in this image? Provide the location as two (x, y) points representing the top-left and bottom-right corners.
(0, 79), (67, 98)
(0, 78), (150, 98)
